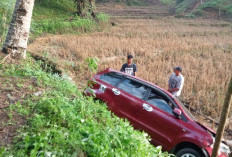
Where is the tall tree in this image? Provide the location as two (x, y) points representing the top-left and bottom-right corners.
(74, 0), (95, 17)
(1, 0), (35, 59)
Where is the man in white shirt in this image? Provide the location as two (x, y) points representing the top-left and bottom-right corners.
(168, 66), (184, 97)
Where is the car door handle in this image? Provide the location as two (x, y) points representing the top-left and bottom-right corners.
(143, 103), (153, 112)
(112, 88), (120, 95)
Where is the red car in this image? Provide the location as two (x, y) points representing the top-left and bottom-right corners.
(85, 68), (231, 157)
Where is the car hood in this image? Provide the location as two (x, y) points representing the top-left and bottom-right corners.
(196, 121), (216, 137)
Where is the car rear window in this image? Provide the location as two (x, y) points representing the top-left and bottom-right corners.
(100, 72), (124, 86)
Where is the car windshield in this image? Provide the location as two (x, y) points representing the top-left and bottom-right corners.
(175, 98), (196, 121)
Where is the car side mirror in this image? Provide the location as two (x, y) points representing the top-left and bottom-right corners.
(173, 108), (182, 119)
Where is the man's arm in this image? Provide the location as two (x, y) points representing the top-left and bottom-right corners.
(133, 64), (137, 76)
(167, 83), (171, 92)
(167, 75), (173, 92)
(168, 88), (179, 93)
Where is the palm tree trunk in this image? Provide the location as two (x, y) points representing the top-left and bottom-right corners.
(2, 0), (35, 59)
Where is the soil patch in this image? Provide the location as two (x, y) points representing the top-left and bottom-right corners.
(0, 63), (42, 147)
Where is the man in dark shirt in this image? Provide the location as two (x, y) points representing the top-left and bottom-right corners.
(120, 55), (137, 76)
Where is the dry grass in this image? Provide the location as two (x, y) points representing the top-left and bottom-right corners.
(28, 16), (232, 122)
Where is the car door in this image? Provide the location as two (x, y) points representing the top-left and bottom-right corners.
(138, 88), (182, 150)
(97, 72), (124, 111)
(112, 78), (148, 127)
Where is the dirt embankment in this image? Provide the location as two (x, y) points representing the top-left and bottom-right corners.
(96, 3), (170, 18)
(0, 55), (44, 147)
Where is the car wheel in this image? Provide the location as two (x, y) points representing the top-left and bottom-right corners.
(176, 148), (204, 157)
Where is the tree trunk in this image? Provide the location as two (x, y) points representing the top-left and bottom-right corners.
(211, 77), (232, 157)
(89, 0), (96, 18)
(2, 0), (35, 59)
(75, 0), (95, 17)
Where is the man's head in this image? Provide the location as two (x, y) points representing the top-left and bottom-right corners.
(127, 55), (133, 65)
(174, 66), (182, 76)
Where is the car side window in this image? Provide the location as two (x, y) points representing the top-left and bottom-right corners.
(147, 90), (174, 115)
(100, 72), (123, 86)
(118, 79), (147, 99)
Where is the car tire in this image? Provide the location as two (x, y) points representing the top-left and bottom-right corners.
(176, 148), (204, 157)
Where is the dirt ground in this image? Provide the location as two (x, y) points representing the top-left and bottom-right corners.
(0, 55), (43, 147)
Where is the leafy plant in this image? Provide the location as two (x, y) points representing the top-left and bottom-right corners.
(85, 57), (99, 73)
(96, 13), (109, 23)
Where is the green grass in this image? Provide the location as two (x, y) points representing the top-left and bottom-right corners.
(32, 0), (76, 21)
(31, 17), (97, 35)
(0, 57), (170, 157)
(96, 13), (110, 23)
(31, 0), (109, 38)
(0, 0), (110, 44)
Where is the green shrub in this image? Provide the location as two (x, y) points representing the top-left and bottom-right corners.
(31, 17), (96, 36)
(96, 13), (110, 23)
(0, 58), (171, 157)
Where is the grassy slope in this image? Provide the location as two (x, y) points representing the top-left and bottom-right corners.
(33, 0), (76, 21)
(0, 57), (169, 157)
(0, 0), (109, 45)
(31, 0), (109, 38)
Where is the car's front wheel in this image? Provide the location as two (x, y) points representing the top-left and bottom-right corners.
(176, 148), (204, 157)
